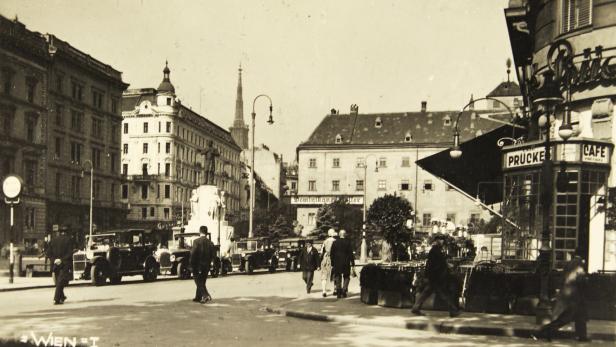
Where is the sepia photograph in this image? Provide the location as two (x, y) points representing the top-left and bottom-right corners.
(0, 0), (615, 346)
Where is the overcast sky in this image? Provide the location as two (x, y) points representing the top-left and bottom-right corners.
(1, 0), (513, 161)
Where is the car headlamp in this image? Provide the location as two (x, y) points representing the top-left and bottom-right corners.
(241, 252), (246, 258)
(170, 255), (176, 262)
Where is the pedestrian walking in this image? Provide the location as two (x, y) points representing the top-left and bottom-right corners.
(330, 229), (355, 298)
(320, 228), (337, 297)
(190, 226), (215, 304)
(411, 234), (460, 317)
(47, 227), (74, 305)
(299, 239), (320, 293)
(533, 248), (590, 342)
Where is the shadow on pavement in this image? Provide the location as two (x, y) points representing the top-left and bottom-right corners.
(0, 293), (595, 347)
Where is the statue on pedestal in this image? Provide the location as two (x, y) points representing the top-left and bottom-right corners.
(203, 140), (220, 185)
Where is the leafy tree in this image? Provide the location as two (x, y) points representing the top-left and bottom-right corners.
(312, 203), (338, 239)
(311, 198), (363, 241)
(366, 194), (413, 261)
(269, 215), (294, 242)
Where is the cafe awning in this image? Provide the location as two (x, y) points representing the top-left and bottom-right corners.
(416, 125), (525, 205)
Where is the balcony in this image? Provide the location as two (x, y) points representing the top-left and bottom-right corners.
(131, 174), (159, 182)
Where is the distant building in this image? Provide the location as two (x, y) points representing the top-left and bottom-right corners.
(121, 63), (241, 237)
(295, 94), (521, 234)
(282, 161), (298, 203)
(242, 144), (284, 200)
(0, 15), (128, 247)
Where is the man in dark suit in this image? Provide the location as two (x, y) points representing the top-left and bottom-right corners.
(190, 226), (215, 304)
(331, 229), (355, 298)
(411, 234), (460, 317)
(47, 227), (74, 305)
(299, 239), (320, 293)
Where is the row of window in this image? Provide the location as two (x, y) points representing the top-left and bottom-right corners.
(1, 67), (39, 104)
(54, 105), (119, 141)
(123, 121), (172, 135)
(52, 172), (116, 201)
(305, 179), (443, 192)
(123, 142), (172, 155)
(55, 139), (118, 171)
(0, 111), (40, 143)
(55, 73), (119, 113)
(305, 211), (478, 227)
(308, 156), (415, 169)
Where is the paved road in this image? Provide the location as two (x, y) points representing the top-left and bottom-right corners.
(0, 270), (609, 347)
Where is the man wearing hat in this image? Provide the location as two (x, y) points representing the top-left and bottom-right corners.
(190, 226), (215, 303)
(534, 248), (590, 342)
(47, 227), (74, 305)
(411, 234), (460, 317)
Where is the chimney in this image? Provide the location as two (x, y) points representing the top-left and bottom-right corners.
(350, 104), (359, 115)
(421, 101), (427, 113)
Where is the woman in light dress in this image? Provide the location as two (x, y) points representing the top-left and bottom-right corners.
(320, 228), (337, 297)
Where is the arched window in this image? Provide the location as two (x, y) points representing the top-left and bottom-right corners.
(375, 117), (382, 128)
(335, 134), (342, 144)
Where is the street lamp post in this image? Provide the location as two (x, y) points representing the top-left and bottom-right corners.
(82, 160), (94, 247)
(532, 70), (565, 324)
(249, 94), (273, 238)
(360, 156), (378, 264)
(2, 175), (23, 284)
(449, 96), (519, 159)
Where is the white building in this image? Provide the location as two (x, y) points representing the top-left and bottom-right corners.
(121, 63), (242, 236)
(295, 94), (521, 234)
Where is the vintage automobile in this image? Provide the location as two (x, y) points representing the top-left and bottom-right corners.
(231, 237), (278, 274)
(165, 232), (232, 279)
(276, 237), (312, 271)
(72, 229), (160, 286)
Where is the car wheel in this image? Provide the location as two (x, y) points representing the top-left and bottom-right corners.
(177, 262), (190, 280)
(91, 264), (106, 286)
(143, 262), (158, 282)
(110, 274), (122, 285)
(246, 261), (253, 274)
(285, 260), (292, 272)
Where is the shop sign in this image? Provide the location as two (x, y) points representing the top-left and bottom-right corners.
(544, 40), (616, 90)
(504, 147), (546, 169)
(291, 195), (364, 205)
(582, 144), (610, 164)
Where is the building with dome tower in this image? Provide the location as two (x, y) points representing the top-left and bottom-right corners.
(121, 62), (242, 239)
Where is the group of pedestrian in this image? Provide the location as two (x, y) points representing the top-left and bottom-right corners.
(299, 228), (356, 298)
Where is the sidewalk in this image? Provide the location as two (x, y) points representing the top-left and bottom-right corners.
(265, 294), (616, 342)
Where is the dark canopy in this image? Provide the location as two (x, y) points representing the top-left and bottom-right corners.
(416, 125), (524, 205)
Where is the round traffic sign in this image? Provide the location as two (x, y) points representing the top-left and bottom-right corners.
(2, 175), (23, 199)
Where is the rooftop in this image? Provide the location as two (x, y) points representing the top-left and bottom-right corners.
(486, 81), (521, 98)
(299, 109), (515, 148)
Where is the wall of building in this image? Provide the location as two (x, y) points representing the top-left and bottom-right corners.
(295, 146), (488, 233)
(122, 87), (242, 228)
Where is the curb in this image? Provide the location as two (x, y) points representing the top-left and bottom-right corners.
(265, 307), (616, 342)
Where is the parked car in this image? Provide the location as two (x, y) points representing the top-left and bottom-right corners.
(166, 232), (232, 279)
(72, 229), (160, 286)
(231, 237), (278, 274)
(277, 237), (314, 271)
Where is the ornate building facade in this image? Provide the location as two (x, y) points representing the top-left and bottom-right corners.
(121, 63), (242, 237)
(0, 15), (128, 247)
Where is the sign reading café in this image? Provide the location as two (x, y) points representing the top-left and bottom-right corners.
(291, 195), (364, 205)
(503, 140), (612, 170)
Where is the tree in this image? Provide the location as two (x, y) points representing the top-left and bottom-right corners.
(311, 198), (363, 241)
(269, 215), (294, 242)
(366, 194), (413, 261)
